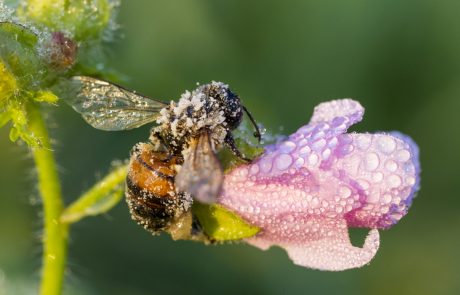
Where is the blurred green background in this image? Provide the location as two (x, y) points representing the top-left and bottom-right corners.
(1, 0), (460, 294)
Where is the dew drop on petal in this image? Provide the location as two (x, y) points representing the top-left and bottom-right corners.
(356, 135), (371, 150)
(368, 191), (380, 203)
(299, 145), (311, 155)
(382, 194), (392, 204)
(364, 153), (380, 171)
(274, 154), (293, 171)
(308, 153), (319, 166)
(328, 137), (338, 148)
(339, 186), (351, 198)
(259, 157), (273, 173)
(322, 148), (331, 160)
(406, 176), (416, 185)
(357, 179), (370, 190)
(249, 164), (259, 175)
(341, 144), (354, 155)
(279, 141), (296, 153)
(385, 159), (398, 172)
(294, 157), (305, 168)
(387, 174), (402, 188)
(312, 139), (326, 150)
(395, 149), (411, 162)
(377, 136), (396, 154)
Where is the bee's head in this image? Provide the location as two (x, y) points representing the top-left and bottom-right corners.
(201, 82), (243, 130)
(195, 82), (261, 141)
(218, 87), (244, 130)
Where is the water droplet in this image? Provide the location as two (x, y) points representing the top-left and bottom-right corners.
(311, 198), (320, 208)
(312, 139), (326, 150)
(298, 138), (309, 147)
(368, 190), (380, 203)
(312, 131), (325, 140)
(249, 164), (259, 175)
(357, 179), (370, 190)
(377, 136), (396, 154)
(259, 157), (273, 173)
(341, 144), (354, 155)
(356, 135), (371, 150)
(322, 148), (331, 160)
(308, 153), (319, 166)
(364, 152), (380, 171)
(390, 212), (403, 221)
(341, 134), (353, 144)
(339, 186), (351, 198)
(328, 137), (338, 148)
(299, 145), (311, 155)
(382, 194), (392, 204)
(381, 206), (389, 214)
(385, 160), (398, 172)
(407, 176), (416, 185)
(279, 141), (296, 153)
(332, 116), (346, 127)
(274, 154), (293, 171)
(387, 174), (402, 188)
(395, 149), (411, 162)
(294, 157), (305, 167)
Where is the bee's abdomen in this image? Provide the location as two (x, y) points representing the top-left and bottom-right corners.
(126, 143), (186, 234)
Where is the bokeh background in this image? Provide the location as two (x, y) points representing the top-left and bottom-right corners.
(1, 0), (460, 294)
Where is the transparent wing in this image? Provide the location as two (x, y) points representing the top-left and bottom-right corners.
(66, 76), (169, 131)
(175, 130), (223, 204)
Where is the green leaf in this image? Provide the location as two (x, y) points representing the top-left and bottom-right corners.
(8, 125), (19, 141)
(0, 22), (38, 48)
(193, 202), (260, 241)
(0, 21), (46, 88)
(33, 90), (58, 103)
(6, 100), (42, 147)
(61, 164), (128, 223)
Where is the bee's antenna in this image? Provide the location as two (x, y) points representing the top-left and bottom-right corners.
(242, 105), (262, 143)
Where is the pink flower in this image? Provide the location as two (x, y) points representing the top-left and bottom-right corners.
(218, 99), (420, 271)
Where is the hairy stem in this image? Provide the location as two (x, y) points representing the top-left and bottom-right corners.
(61, 163), (128, 224)
(28, 103), (68, 295)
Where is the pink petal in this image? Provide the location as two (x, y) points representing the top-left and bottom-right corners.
(247, 221), (380, 271)
(218, 99), (420, 271)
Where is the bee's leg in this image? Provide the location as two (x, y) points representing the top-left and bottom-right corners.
(224, 133), (251, 162)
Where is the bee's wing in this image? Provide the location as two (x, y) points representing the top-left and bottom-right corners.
(175, 130), (223, 204)
(66, 76), (169, 131)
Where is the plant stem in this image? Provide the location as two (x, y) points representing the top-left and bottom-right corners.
(61, 163), (128, 224)
(28, 103), (68, 295)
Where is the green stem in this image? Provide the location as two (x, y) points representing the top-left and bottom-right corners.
(61, 163), (128, 224)
(28, 103), (68, 295)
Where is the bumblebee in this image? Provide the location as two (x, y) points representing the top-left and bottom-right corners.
(67, 77), (260, 238)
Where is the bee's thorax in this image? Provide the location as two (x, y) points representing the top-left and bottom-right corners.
(154, 81), (243, 151)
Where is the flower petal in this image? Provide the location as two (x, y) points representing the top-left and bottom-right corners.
(247, 220), (380, 271)
(309, 98), (364, 128)
(335, 132), (420, 228)
(219, 99), (420, 270)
